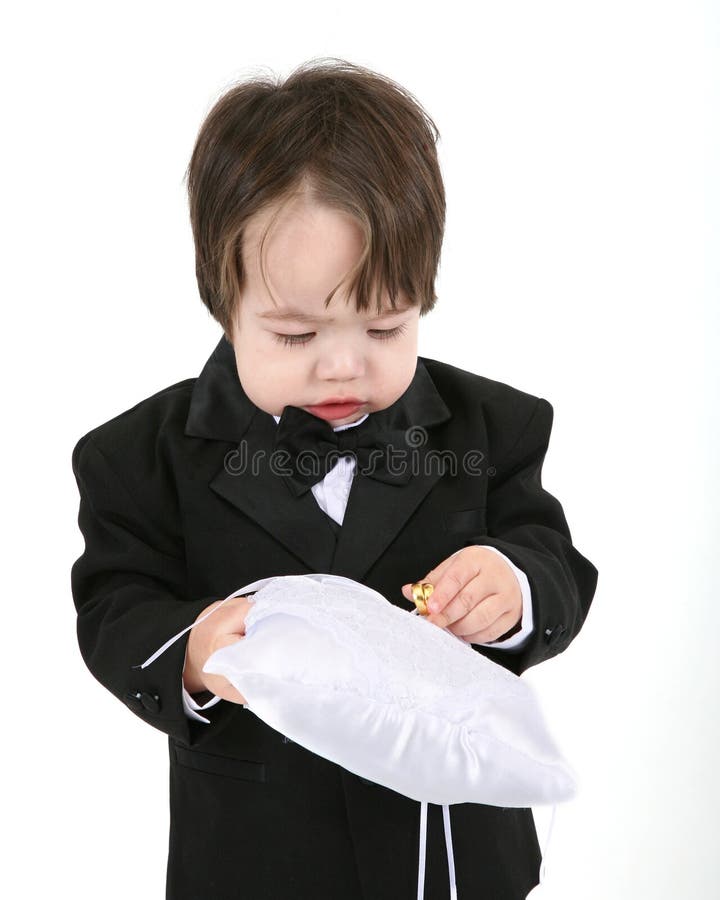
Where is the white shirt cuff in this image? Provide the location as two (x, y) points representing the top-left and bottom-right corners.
(182, 643), (222, 723)
(473, 546), (535, 651)
(182, 685), (222, 723)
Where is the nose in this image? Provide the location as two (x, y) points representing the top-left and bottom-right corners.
(315, 342), (366, 382)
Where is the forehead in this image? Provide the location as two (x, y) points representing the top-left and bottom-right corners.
(243, 201), (362, 301)
(241, 197), (413, 321)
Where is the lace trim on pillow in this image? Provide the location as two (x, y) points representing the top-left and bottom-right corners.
(243, 577), (528, 715)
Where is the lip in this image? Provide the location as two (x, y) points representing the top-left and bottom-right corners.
(304, 399), (365, 421)
(312, 397), (363, 406)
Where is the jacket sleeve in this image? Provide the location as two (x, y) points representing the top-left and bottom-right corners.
(70, 432), (236, 746)
(463, 397), (598, 675)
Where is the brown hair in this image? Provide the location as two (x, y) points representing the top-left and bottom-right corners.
(185, 57), (446, 341)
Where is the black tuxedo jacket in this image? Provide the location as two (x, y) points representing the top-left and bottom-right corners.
(70, 334), (598, 900)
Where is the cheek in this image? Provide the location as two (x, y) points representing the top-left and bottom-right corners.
(392, 338), (419, 378)
(376, 359), (415, 403)
(396, 350), (420, 397)
(243, 332), (284, 371)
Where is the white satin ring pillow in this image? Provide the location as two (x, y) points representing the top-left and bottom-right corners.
(202, 573), (577, 807)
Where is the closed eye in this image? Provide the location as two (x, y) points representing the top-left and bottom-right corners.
(274, 323), (408, 348)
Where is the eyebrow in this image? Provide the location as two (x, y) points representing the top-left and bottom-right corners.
(257, 305), (413, 323)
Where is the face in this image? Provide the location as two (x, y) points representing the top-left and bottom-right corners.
(229, 195), (420, 427)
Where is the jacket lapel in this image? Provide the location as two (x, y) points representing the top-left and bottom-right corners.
(184, 336), (452, 582)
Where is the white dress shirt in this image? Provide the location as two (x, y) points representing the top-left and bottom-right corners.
(183, 412), (535, 722)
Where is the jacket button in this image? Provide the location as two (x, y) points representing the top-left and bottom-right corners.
(543, 624), (567, 644)
(124, 689), (143, 712)
(139, 691), (161, 713)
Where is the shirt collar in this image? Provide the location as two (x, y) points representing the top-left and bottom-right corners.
(272, 412), (370, 431)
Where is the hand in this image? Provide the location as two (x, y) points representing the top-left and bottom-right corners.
(401, 547), (523, 644)
(184, 595), (254, 704)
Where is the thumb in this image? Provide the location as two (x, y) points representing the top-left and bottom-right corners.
(213, 632), (245, 652)
(401, 581), (428, 600)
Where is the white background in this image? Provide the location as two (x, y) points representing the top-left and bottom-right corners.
(2, 1), (717, 897)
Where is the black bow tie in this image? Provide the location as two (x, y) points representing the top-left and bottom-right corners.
(273, 405), (413, 497)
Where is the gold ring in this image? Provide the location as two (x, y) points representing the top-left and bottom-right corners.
(411, 582), (434, 616)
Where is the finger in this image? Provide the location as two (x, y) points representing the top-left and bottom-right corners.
(214, 632), (245, 651)
(212, 596), (253, 633)
(463, 609), (521, 645)
(196, 595), (248, 631)
(400, 563), (463, 613)
(426, 571), (500, 630)
(221, 595), (252, 612)
(420, 557), (487, 623)
(408, 550), (491, 618)
(400, 551), (463, 602)
(436, 590), (506, 637)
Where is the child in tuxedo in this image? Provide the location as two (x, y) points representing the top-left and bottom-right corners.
(71, 58), (598, 900)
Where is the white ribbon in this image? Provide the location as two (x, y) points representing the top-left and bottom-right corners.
(415, 802), (458, 900)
